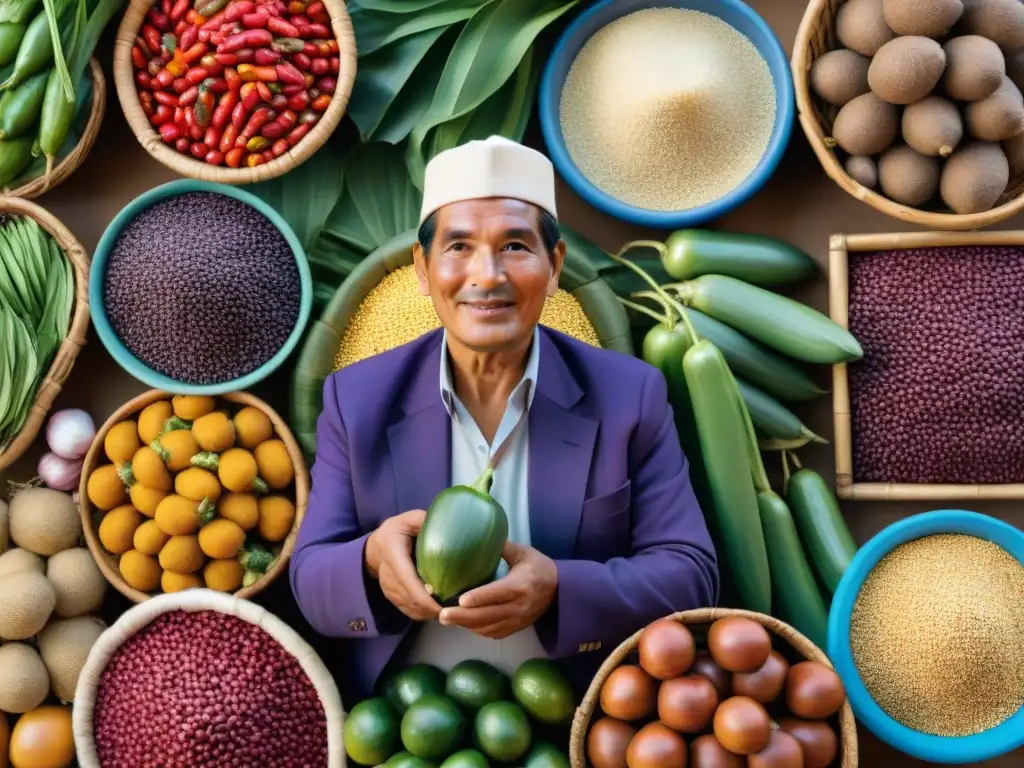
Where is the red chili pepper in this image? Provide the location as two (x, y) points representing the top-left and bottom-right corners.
(269, 137), (288, 157)
(235, 47), (255, 63)
(174, 106), (185, 124)
(262, 148), (274, 162)
(220, 123), (240, 153)
(238, 63), (277, 82)
(256, 81), (273, 102)
(224, 146), (244, 167)
(240, 81), (261, 109)
(188, 141), (207, 158)
(303, 72), (314, 88)
(179, 85), (200, 106)
(301, 40), (318, 57)
(266, 16), (298, 37)
(327, 38), (338, 54)
(329, 55), (338, 74)
(218, 20), (242, 35)
(176, 136), (190, 152)
(290, 52), (310, 71)
(305, 1), (324, 17)
(139, 90), (154, 107)
(286, 90), (309, 111)
(184, 105), (197, 129)
(183, 42), (208, 63)
(131, 45), (148, 69)
(198, 28), (212, 42)
(162, 0), (172, 15)
(179, 24), (199, 51)
(290, 14), (309, 26)
(202, 77), (227, 93)
(287, 0), (305, 12)
(192, 123), (205, 140)
(246, 152), (266, 167)
(210, 31), (226, 45)
(224, 66), (242, 91)
(153, 70), (174, 89)
(161, 47), (174, 64)
(254, 48), (280, 65)
(170, 0), (190, 22)
(172, 77), (190, 94)
(260, 121), (284, 139)
(175, 19), (186, 36)
(285, 121), (311, 146)
(281, 83), (303, 96)
(240, 106), (274, 140)
(205, 149), (225, 165)
(242, 10), (269, 27)
(204, 125), (220, 147)
(215, 52), (237, 66)
(270, 93), (288, 110)
(301, 23), (330, 39)
(310, 93), (330, 111)
(149, 7), (170, 31)
(184, 67), (207, 85)
(224, 0), (256, 22)
(136, 35), (153, 56)
(274, 61), (303, 86)
(186, 9), (205, 25)
(201, 53), (217, 68)
(309, 56), (328, 76)
(149, 104), (173, 125)
(218, 28), (272, 53)
(230, 102), (248, 131)
(315, 76), (334, 95)
(159, 122), (181, 142)
(212, 90), (238, 129)
(142, 24), (162, 52)
(141, 99), (155, 117)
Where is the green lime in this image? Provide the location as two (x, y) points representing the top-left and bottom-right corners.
(524, 740), (571, 768)
(383, 664), (448, 714)
(446, 660), (511, 712)
(344, 697), (401, 766)
(439, 749), (490, 768)
(474, 700), (532, 764)
(400, 694), (468, 760)
(512, 659), (576, 725)
(382, 752), (439, 768)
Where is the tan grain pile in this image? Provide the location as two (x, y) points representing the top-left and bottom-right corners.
(850, 533), (1024, 736)
(333, 265), (601, 370)
(558, 7), (776, 212)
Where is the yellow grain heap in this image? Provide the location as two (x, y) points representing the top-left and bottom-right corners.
(333, 265), (601, 370)
(559, 7), (776, 212)
(850, 533), (1024, 737)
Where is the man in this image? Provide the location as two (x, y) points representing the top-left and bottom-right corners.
(290, 135), (718, 703)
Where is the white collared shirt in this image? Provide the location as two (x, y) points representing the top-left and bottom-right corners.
(405, 327), (549, 675)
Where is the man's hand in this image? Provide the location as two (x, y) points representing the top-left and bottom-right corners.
(365, 510), (441, 622)
(438, 540), (557, 639)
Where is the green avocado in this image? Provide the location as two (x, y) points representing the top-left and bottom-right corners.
(400, 694), (468, 760)
(383, 664), (448, 714)
(446, 659), (511, 712)
(344, 697), (401, 766)
(474, 701), (532, 764)
(524, 740), (571, 768)
(438, 749), (489, 768)
(512, 659), (577, 725)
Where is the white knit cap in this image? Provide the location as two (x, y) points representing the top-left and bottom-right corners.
(418, 135), (558, 225)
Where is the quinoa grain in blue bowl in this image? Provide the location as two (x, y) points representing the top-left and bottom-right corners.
(101, 192), (303, 387)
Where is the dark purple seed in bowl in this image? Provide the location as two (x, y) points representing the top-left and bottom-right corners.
(848, 245), (1024, 485)
(103, 192), (301, 386)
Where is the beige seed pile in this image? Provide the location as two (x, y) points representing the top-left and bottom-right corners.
(333, 265), (601, 370)
(558, 7), (777, 212)
(850, 533), (1024, 737)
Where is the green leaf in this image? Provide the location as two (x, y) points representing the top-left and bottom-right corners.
(248, 134), (348, 254)
(308, 237), (373, 313)
(356, 0), (456, 12)
(405, 0), (579, 187)
(348, 25), (447, 140)
(349, 0), (489, 56)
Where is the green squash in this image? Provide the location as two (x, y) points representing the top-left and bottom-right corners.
(415, 466), (509, 605)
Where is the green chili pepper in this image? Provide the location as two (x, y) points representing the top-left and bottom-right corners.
(37, 65), (72, 179)
(0, 22), (26, 67)
(0, 9), (56, 90)
(0, 69), (47, 139)
(0, 135), (33, 186)
(0, 0), (42, 25)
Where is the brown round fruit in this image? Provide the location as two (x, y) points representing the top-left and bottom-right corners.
(749, 729), (804, 768)
(601, 665), (659, 722)
(707, 617), (772, 673)
(733, 650), (790, 704)
(690, 652), (732, 701)
(785, 662), (846, 720)
(713, 696), (771, 755)
(690, 734), (746, 768)
(626, 722), (688, 768)
(587, 716), (638, 768)
(638, 619), (696, 680)
(779, 718), (839, 768)
(658, 675), (719, 734)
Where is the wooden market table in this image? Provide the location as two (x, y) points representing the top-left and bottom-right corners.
(1, 1), (1022, 766)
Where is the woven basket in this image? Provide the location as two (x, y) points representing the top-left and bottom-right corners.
(72, 589), (346, 767)
(5, 58), (107, 199)
(570, 607), (859, 768)
(290, 230), (636, 458)
(113, 0), (356, 184)
(0, 197), (90, 470)
(78, 389), (310, 603)
(792, 0), (1024, 230)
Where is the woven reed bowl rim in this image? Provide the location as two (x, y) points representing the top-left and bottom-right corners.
(791, 0), (1024, 231)
(112, 0), (356, 183)
(77, 388), (309, 603)
(0, 197), (90, 470)
(569, 607), (859, 768)
(71, 588), (346, 767)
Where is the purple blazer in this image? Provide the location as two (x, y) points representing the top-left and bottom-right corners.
(289, 326), (719, 703)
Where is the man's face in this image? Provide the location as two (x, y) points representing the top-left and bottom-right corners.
(413, 198), (565, 354)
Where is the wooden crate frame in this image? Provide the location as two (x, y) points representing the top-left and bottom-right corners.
(829, 230), (1024, 501)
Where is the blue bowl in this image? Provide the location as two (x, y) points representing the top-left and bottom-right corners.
(90, 179), (312, 396)
(538, 0), (794, 230)
(827, 510), (1024, 764)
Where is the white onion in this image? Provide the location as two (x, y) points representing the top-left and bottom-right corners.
(38, 451), (84, 492)
(46, 408), (96, 460)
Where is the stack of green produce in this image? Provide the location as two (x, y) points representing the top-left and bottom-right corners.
(609, 238), (859, 651)
(0, 0), (124, 189)
(0, 213), (74, 448)
(345, 659), (574, 767)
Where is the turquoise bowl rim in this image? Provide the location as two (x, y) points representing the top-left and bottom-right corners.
(827, 509), (1024, 764)
(89, 179), (312, 396)
(538, 0), (795, 230)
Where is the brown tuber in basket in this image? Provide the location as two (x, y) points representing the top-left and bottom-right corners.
(78, 389), (309, 603)
(570, 607), (859, 768)
(113, 0), (356, 184)
(0, 197), (90, 471)
(792, 0), (1024, 230)
(71, 589), (346, 767)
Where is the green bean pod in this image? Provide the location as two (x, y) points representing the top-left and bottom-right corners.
(786, 467), (858, 594)
(662, 229), (819, 286)
(0, 9), (55, 89)
(0, 69), (47, 139)
(683, 339), (771, 614)
(0, 21), (26, 67)
(735, 377), (825, 444)
(675, 275), (863, 364)
(0, 134), (33, 186)
(0, 0), (42, 25)
(37, 64), (73, 177)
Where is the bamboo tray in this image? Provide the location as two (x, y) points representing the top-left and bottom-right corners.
(72, 589), (345, 767)
(570, 607), (858, 768)
(0, 197), (90, 470)
(113, 0), (356, 183)
(78, 389), (309, 602)
(830, 230), (1024, 501)
(792, 0), (1024, 230)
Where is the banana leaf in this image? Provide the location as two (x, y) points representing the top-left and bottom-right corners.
(405, 0), (579, 187)
(347, 0), (489, 56)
